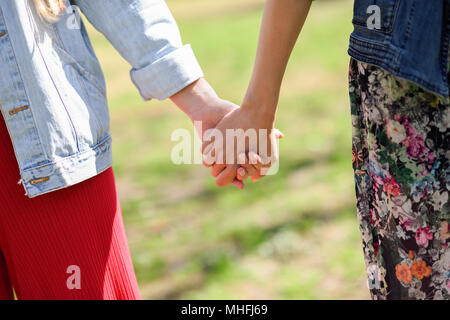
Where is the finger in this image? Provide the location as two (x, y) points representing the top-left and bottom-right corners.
(248, 151), (263, 170)
(203, 154), (216, 167)
(202, 128), (224, 162)
(236, 153), (257, 180)
(273, 129), (284, 139)
(203, 159), (214, 167)
(215, 165), (238, 187)
(202, 128), (220, 154)
(202, 140), (213, 156)
(236, 166), (248, 181)
(258, 142), (278, 168)
(250, 171), (265, 182)
(203, 147), (216, 167)
(260, 133), (280, 167)
(237, 152), (247, 165)
(202, 144), (216, 167)
(241, 163), (257, 179)
(211, 163), (226, 178)
(260, 157), (273, 168)
(232, 179), (245, 189)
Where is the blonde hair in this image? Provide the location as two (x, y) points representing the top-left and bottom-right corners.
(33, 0), (66, 22)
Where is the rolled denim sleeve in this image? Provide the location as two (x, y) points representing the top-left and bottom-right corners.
(73, 0), (203, 100)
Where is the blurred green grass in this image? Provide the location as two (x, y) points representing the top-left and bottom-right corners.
(86, 0), (370, 299)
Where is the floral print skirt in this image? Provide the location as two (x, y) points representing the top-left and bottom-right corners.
(349, 57), (450, 300)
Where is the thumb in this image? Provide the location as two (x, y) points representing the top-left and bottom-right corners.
(273, 129), (284, 139)
(232, 179), (245, 190)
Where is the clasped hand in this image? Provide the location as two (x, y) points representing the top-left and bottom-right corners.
(201, 102), (282, 189)
(170, 78), (281, 189)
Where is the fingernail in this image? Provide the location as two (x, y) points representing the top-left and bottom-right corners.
(274, 129), (284, 139)
(249, 152), (257, 164)
(250, 152), (262, 164)
(238, 153), (246, 164)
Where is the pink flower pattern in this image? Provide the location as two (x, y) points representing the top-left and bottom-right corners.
(349, 57), (449, 300)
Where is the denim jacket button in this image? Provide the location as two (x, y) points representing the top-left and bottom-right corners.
(9, 105), (29, 116)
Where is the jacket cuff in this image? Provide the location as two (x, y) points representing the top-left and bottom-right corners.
(130, 44), (204, 101)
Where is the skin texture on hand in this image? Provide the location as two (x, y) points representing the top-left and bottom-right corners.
(170, 78), (236, 135)
(170, 78), (245, 189)
(201, 105), (280, 187)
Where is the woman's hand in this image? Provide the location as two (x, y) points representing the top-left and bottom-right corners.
(170, 78), (246, 188)
(201, 104), (281, 188)
(170, 78), (281, 189)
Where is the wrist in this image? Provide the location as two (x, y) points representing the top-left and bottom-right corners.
(241, 95), (278, 126)
(170, 78), (221, 121)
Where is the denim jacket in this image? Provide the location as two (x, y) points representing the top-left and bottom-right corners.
(348, 0), (450, 98)
(0, 0), (203, 197)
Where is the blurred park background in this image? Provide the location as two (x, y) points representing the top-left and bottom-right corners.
(86, 0), (370, 299)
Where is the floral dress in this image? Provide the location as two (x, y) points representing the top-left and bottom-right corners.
(349, 55), (450, 299)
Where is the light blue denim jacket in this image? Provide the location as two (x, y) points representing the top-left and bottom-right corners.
(0, 0), (203, 197)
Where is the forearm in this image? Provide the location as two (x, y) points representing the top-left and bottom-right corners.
(242, 0), (312, 118)
(170, 78), (220, 121)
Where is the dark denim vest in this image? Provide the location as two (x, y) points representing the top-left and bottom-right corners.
(348, 0), (450, 97)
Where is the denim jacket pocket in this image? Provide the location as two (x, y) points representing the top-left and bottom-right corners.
(52, 42), (107, 98)
(51, 41), (110, 144)
(352, 0), (400, 35)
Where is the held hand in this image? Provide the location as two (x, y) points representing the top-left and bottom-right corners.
(192, 99), (252, 189)
(170, 78), (245, 189)
(201, 105), (281, 188)
(170, 78), (238, 135)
